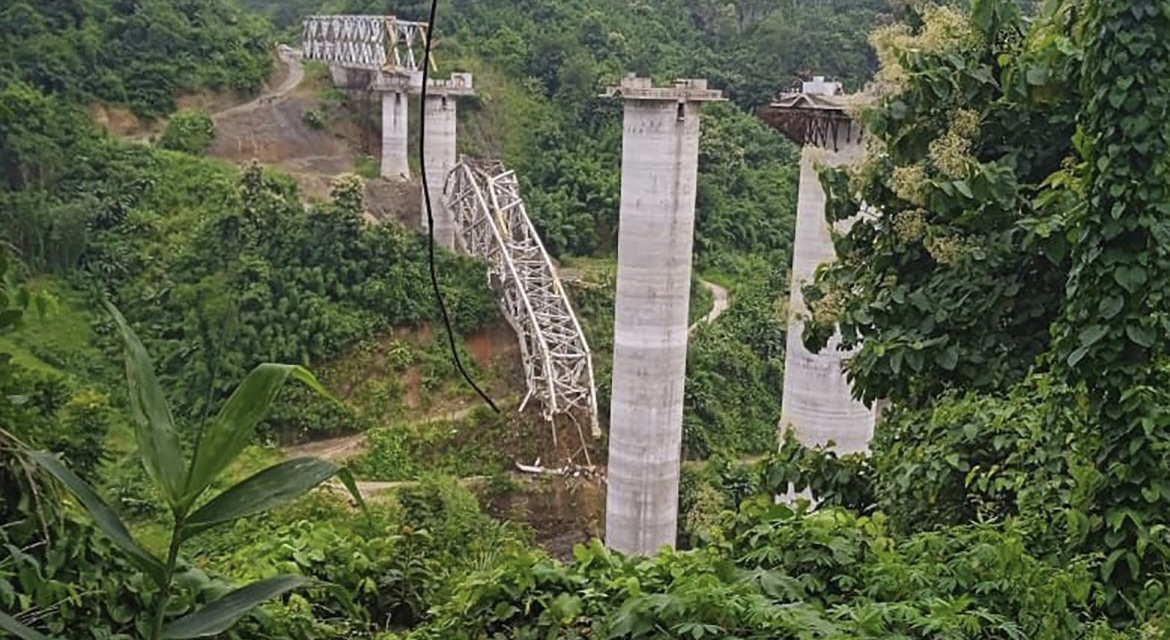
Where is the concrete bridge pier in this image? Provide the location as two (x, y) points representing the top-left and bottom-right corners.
(760, 76), (878, 457)
(420, 73), (474, 251)
(603, 76), (724, 556)
(381, 90), (411, 180)
(421, 93), (457, 249)
(783, 140), (873, 454)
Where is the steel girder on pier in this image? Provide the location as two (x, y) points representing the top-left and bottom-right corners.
(302, 15), (430, 73)
(446, 159), (600, 444)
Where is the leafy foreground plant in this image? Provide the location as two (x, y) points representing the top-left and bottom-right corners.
(1, 302), (362, 639)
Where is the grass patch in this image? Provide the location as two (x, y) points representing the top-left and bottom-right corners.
(3, 277), (112, 382)
(353, 405), (548, 482)
(690, 276), (715, 326)
(354, 154), (379, 179)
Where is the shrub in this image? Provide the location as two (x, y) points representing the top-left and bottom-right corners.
(302, 108), (325, 130)
(6, 304), (354, 639)
(158, 110), (215, 155)
(870, 375), (1097, 551)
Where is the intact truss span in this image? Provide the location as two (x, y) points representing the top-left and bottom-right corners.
(446, 159), (600, 446)
(302, 15), (431, 73)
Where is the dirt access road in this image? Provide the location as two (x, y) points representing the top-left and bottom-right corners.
(689, 280), (730, 334)
(205, 46), (419, 217)
(212, 46), (305, 122)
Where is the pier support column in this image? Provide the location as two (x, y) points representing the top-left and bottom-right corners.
(381, 91), (410, 180)
(421, 93), (457, 250)
(603, 77), (723, 556)
(759, 77), (879, 459)
(780, 139), (874, 455)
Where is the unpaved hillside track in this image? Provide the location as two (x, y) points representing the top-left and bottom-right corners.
(690, 280), (730, 334)
(212, 46), (305, 122)
(285, 433), (368, 463)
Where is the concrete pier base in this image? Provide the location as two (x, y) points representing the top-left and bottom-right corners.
(381, 91), (410, 180)
(603, 77), (723, 556)
(780, 141), (876, 455)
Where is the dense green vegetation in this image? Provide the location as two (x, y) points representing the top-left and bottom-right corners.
(0, 0), (273, 117)
(796, 0), (1170, 626)
(10, 0), (1170, 638)
(158, 110), (215, 155)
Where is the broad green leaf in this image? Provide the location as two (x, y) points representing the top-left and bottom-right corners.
(104, 301), (186, 506)
(161, 575), (312, 639)
(1078, 324), (1108, 347)
(27, 451), (167, 586)
(0, 611), (53, 640)
(1126, 324), (1156, 348)
(1112, 265), (1147, 294)
(935, 345), (959, 372)
(335, 467), (367, 512)
(185, 364), (333, 504)
(182, 457), (338, 538)
(1066, 345), (1090, 367)
(970, 0), (994, 34)
(1025, 64), (1049, 86)
(1098, 295), (1124, 320)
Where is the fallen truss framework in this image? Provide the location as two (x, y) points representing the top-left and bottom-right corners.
(302, 15), (431, 73)
(446, 159), (601, 445)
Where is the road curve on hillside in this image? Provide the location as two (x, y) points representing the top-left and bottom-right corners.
(690, 280), (730, 334)
(212, 46), (305, 121)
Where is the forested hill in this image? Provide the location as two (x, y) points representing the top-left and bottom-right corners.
(251, 0), (887, 106)
(0, 0), (272, 117)
(241, 0), (890, 259)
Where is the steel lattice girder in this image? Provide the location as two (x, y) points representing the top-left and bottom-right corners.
(446, 159), (600, 439)
(301, 15), (428, 73)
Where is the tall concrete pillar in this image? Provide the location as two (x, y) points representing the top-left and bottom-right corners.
(381, 91), (410, 180)
(603, 76), (723, 556)
(758, 76), (878, 456)
(780, 137), (875, 455)
(421, 93), (457, 250)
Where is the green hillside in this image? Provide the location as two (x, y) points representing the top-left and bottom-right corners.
(6, 0), (1170, 638)
(0, 0), (272, 117)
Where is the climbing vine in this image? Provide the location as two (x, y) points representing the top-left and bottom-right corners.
(800, 1), (1080, 408)
(1051, 0), (1170, 610)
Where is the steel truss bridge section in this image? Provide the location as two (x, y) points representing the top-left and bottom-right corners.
(302, 15), (431, 74)
(446, 159), (601, 447)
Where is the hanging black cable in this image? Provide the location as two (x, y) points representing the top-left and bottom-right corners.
(419, 0), (500, 413)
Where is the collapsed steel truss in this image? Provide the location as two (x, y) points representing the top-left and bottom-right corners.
(446, 159), (601, 443)
(302, 15), (430, 73)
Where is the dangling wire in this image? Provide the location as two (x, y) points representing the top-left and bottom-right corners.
(419, 0), (500, 413)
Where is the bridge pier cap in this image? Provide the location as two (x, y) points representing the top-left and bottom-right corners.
(602, 74), (724, 103)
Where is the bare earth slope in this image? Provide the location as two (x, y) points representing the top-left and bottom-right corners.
(207, 49), (355, 200)
(206, 48), (421, 222)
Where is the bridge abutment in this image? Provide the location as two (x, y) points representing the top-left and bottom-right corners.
(603, 76), (723, 556)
